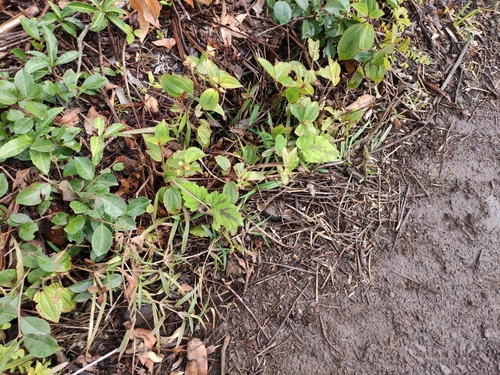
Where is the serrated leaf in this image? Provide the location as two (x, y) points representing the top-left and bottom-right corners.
(163, 187), (182, 214)
(296, 133), (340, 163)
(338, 23), (363, 60)
(95, 193), (127, 218)
(74, 156), (95, 180)
(352, 2), (369, 16)
(208, 192), (243, 235)
(91, 223), (113, 258)
(199, 88), (219, 111)
(16, 182), (51, 206)
(178, 181), (208, 212)
(182, 147), (206, 164)
(33, 283), (74, 323)
(20, 316), (51, 335)
(25, 334), (61, 358)
(273, 1), (292, 25)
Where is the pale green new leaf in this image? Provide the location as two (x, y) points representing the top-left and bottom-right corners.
(160, 74), (194, 98)
(219, 74), (243, 89)
(178, 181), (208, 212)
(257, 58), (276, 78)
(297, 133), (340, 163)
(199, 88), (219, 111)
(215, 155), (231, 172)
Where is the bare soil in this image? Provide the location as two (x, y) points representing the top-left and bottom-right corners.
(204, 95), (500, 375)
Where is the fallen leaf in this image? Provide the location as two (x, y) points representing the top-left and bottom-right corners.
(125, 274), (138, 299)
(130, 0), (161, 43)
(84, 106), (106, 136)
(184, 0), (194, 7)
(185, 338), (207, 375)
(152, 38), (176, 49)
(133, 328), (157, 349)
(56, 180), (78, 201)
(54, 108), (81, 127)
(195, 0), (212, 6)
(345, 94), (375, 111)
(180, 283), (194, 292)
(144, 94), (159, 113)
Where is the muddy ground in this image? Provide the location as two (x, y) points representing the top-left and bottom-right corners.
(202, 90), (500, 374)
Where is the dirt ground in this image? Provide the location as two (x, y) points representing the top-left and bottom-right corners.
(208, 99), (500, 374)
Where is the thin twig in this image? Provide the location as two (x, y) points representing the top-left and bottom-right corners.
(220, 334), (231, 375)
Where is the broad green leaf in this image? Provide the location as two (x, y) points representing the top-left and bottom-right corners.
(352, 3), (369, 16)
(295, 0), (308, 11)
(222, 181), (239, 204)
(359, 24), (375, 50)
(80, 73), (108, 92)
(219, 75), (243, 89)
(14, 69), (36, 99)
(70, 201), (89, 214)
(19, 17), (40, 40)
(338, 23), (363, 60)
(19, 221), (38, 241)
(16, 182), (51, 206)
(74, 156), (95, 180)
(33, 283), (74, 323)
(0, 80), (19, 106)
(290, 97), (319, 124)
(55, 50), (80, 66)
(20, 316), (51, 335)
(25, 334), (61, 358)
(41, 25), (58, 65)
(163, 187), (182, 214)
(91, 223), (113, 258)
(24, 101), (48, 120)
(285, 87), (300, 103)
(257, 58), (276, 78)
(25, 56), (50, 74)
(68, 279), (94, 293)
(95, 193), (127, 218)
(0, 303), (17, 325)
(199, 88), (219, 111)
(283, 147), (299, 170)
(65, 215), (86, 235)
(90, 10), (107, 32)
(127, 197), (150, 216)
(273, 1), (292, 25)
(0, 173), (7, 198)
(31, 138), (55, 153)
(196, 120), (212, 148)
(215, 155), (231, 172)
(369, 8), (384, 18)
(177, 181), (208, 212)
(143, 134), (163, 162)
(29, 150), (51, 174)
(208, 192), (243, 235)
(160, 74), (194, 98)
(182, 147), (206, 164)
(37, 251), (72, 273)
(0, 269), (16, 287)
(365, 61), (386, 83)
(67, 2), (97, 13)
(296, 133), (340, 163)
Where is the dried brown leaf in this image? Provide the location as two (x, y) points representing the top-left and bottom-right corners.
(185, 338), (207, 375)
(55, 108), (81, 127)
(133, 328), (157, 349)
(125, 275), (138, 299)
(144, 94), (159, 113)
(152, 38), (176, 49)
(130, 0), (161, 42)
(84, 106), (106, 136)
(180, 283), (194, 292)
(345, 94), (375, 111)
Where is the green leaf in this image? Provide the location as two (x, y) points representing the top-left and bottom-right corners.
(31, 138), (55, 153)
(0, 303), (17, 325)
(215, 155), (231, 172)
(294, 0), (308, 11)
(208, 192), (243, 235)
(257, 58), (276, 78)
(55, 50), (80, 66)
(90, 10), (107, 32)
(67, 2), (97, 13)
(290, 97), (319, 124)
(273, 1), (292, 25)
(25, 56), (50, 74)
(20, 316), (51, 335)
(74, 156), (95, 180)
(178, 181), (208, 212)
(219, 75), (243, 89)
(196, 120), (212, 148)
(163, 187), (182, 214)
(365, 61), (386, 83)
(70, 201), (89, 214)
(68, 279), (94, 293)
(41, 25), (58, 65)
(29, 150), (51, 174)
(80, 73), (108, 92)
(7, 213), (31, 226)
(199, 88), (219, 111)
(19, 221), (38, 241)
(90, 135), (104, 165)
(0, 80), (19, 106)
(352, 2), (369, 16)
(127, 197), (150, 216)
(359, 24), (375, 50)
(34, 283), (74, 323)
(65, 215), (86, 235)
(0, 269), (16, 287)
(25, 334), (61, 358)
(14, 69), (36, 99)
(96, 193), (127, 218)
(143, 134), (163, 162)
(285, 87), (300, 103)
(91, 223), (113, 258)
(0, 173), (8, 198)
(182, 147), (206, 164)
(37, 251), (71, 273)
(16, 182), (51, 206)
(160, 74), (194, 98)
(296, 133), (340, 163)
(19, 17), (40, 40)
(338, 23), (363, 60)
(222, 181), (239, 204)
